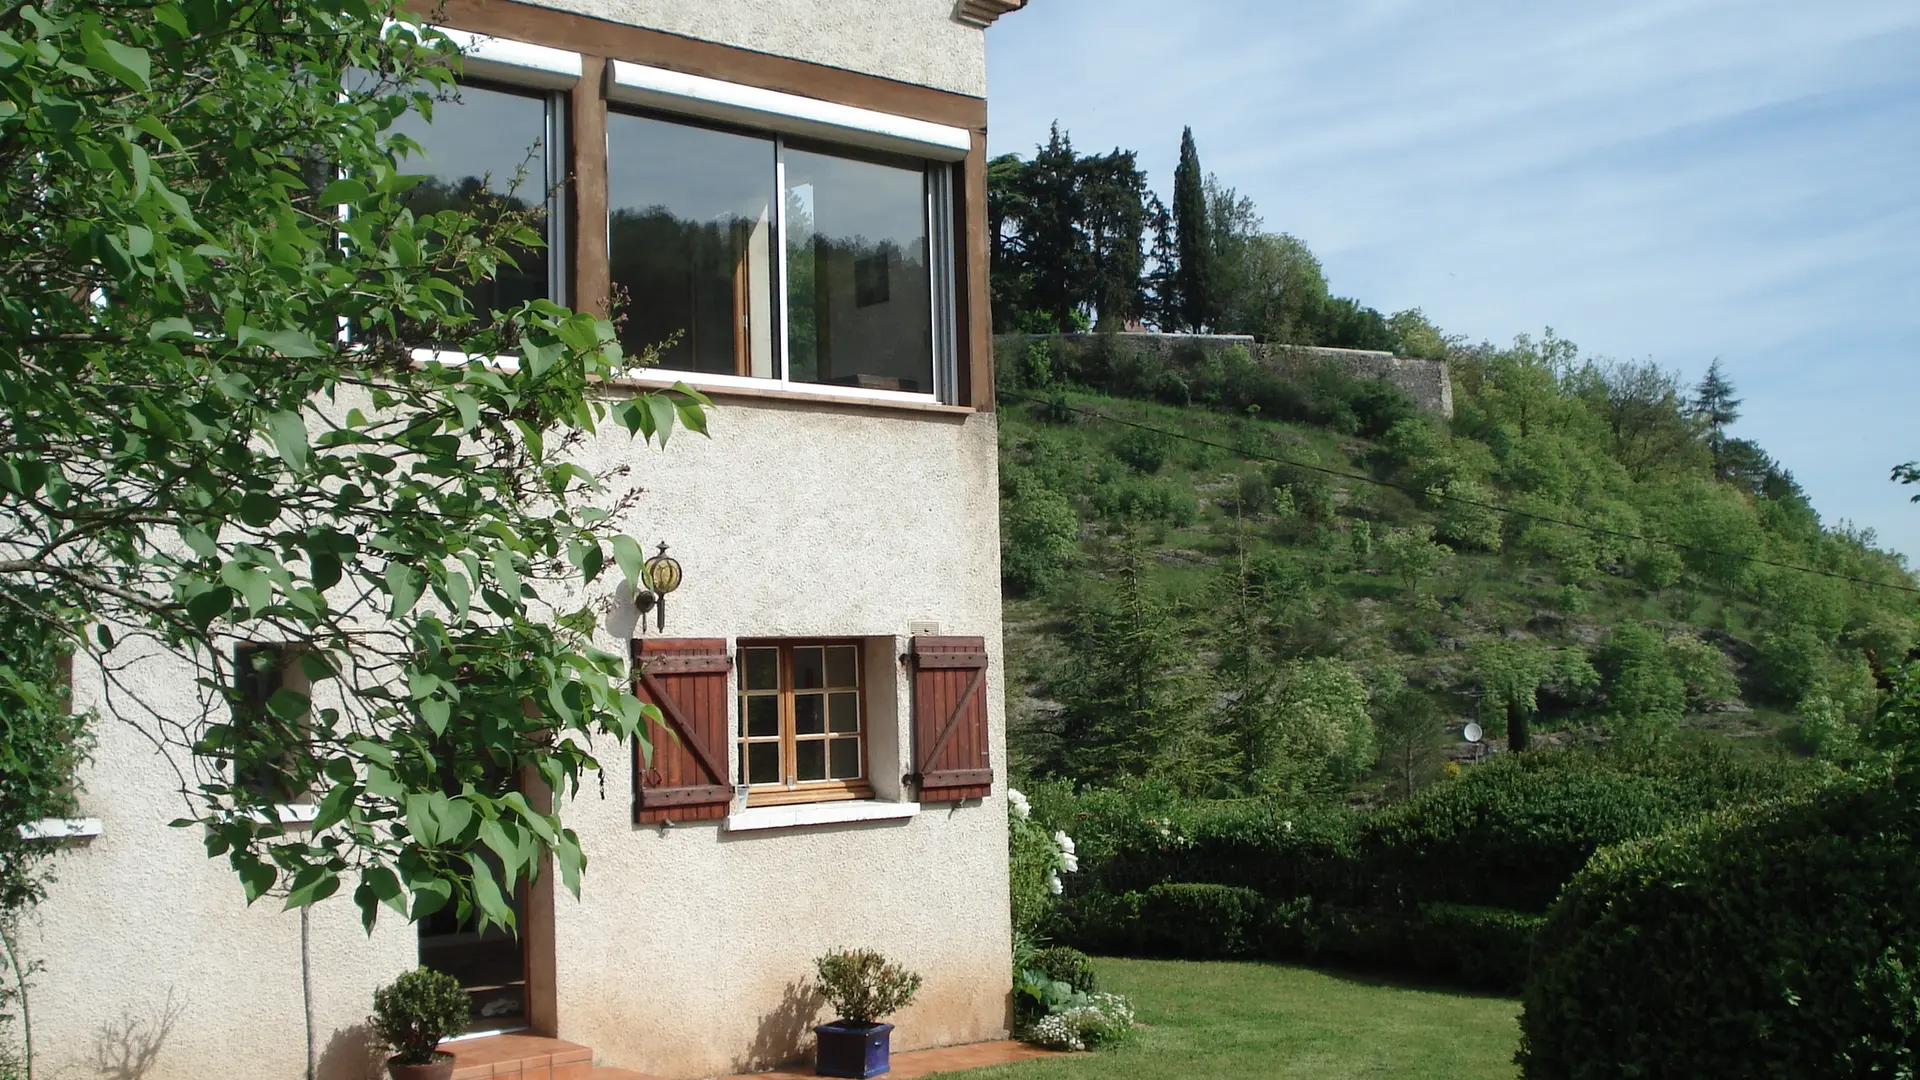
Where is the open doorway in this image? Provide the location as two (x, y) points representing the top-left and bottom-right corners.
(418, 859), (530, 1033)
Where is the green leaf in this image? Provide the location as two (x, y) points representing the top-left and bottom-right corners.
(149, 316), (194, 341)
(409, 876), (452, 921)
(355, 866), (407, 932)
(265, 411), (310, 472)
(133, 114), (182, 150)
(448, 391), (479, 433)
(467, 852), (513, 931)
(310, 781), (357, 834)
(479, 818), (520, 877)
(445, 569), (470, 623)
(404, 793), (437, 846)
(645, 394), (677, 446)
(184, 586), (232, 628)
(435, 794), (474, 844)
(610, 536), (644, 591)
(493, 547), (521, 599)
(220, 562), (271, 614)
(419, 696), (450, 736)
(318, 178), (368, 205)
(125, 139), (151, 195)
(266, 687), (308, 721)
(385, 562), (421, 619)
(90, 38), (151, 90)
(282, 864), (340, 910)
(239, 491), (278, 528)
(239, 326), (321, 359)
(555, 831), (585, 898)
(237, 859), (277, 903)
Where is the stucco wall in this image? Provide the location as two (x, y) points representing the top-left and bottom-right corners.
(512, 0), (989, 97)
(23, 400), (1010, 1080)
(25, 640), (417, 1080)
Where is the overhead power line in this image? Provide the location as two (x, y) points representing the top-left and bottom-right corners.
(1002, 391), (1920, 598)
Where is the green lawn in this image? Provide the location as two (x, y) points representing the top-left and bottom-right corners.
(931, 958), (1520, 1080)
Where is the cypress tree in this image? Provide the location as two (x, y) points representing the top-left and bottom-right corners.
(1172, 126), (1215, 333)
(1689, 358), (1742, 471)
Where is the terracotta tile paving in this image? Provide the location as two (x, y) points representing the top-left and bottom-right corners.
(713, 1039), (1061, 1079)
(443, 1033), (1056, 1080)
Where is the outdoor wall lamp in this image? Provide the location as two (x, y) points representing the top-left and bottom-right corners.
(632, 542), (683, 632)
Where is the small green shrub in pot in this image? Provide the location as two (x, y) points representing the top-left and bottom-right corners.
(372, 967), (468, 1077)
(814, 948), (922, 1026)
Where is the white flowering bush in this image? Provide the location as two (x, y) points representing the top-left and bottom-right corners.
(1025, 992), (1136, 1051)
(1009, 788), (1078, 935)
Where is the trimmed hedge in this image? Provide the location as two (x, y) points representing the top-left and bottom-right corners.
(1043, 745), (1818, 916)
(1057, 884), (1544, 992)
(1028, 744), (1818, 992)
(1359, 755), (1676, 912)
(1520, 775), (1920, 1079)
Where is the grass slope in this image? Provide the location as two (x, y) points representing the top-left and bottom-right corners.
(930, 958), (1519, 1080)
(999, 389), (1800, 788)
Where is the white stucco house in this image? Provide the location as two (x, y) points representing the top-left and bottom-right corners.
(23, 1), (1025, 1077)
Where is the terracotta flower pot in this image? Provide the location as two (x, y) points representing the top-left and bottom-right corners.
(387, 1052), (455, 1080)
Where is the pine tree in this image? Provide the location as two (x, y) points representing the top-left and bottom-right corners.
(1214, 510), (1278, 789)
(1171, 126), (1216, 333)
(1689, 358), (1742, 471)
(1018, 123), (1091, 331)
(1051, 538), (1212, 789)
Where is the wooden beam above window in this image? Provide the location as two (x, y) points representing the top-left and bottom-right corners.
(954, 0), (1028, 28)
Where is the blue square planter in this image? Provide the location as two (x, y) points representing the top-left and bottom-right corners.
(814, 1021), (894, 1078)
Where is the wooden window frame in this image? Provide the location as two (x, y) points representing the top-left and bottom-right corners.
(736, 639), (872, 807)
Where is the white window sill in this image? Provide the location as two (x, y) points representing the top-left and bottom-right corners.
(19, 818), (102, 841)
(624, 367), (943, 407)
(726, 801), (919, 833)
(243, 804), (319, 828)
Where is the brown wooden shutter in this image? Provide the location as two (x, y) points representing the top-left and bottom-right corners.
(910, 636), (993, 803)
(631, 639), (733, 824)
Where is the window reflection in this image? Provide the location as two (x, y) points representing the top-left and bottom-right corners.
(608, 114), (777, 376)
(385, 80), (553, 319)
(784, 145), (933, 394)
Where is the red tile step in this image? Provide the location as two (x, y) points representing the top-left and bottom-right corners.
(446, 1034), (599, 1080)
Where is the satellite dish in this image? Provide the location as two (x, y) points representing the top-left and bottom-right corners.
(1463, 722), (1484, 744)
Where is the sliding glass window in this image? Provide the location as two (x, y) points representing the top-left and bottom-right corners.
(608, 112), (953, 400)
(384, 79), (563, 320)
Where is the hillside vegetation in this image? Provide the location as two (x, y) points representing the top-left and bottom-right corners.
(995, 332), (1918, 800)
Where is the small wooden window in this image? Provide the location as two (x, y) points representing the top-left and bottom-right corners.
(230, 643), (312, 806)
(736, 641), (870, 806)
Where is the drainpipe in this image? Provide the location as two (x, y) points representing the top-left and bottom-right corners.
(301, 906), (316, 1080)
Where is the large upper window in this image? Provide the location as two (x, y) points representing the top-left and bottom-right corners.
(385, 78), (563, 320)
(609, 111), (954, 401)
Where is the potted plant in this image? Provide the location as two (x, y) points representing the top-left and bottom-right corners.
(812, 948), (922, 1078)
(372, 966), (470, 1080)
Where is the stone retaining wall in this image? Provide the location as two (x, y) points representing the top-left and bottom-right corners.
(999, 332), (1454, 418)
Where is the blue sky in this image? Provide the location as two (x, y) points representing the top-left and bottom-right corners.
(986, 1), (1920, 561)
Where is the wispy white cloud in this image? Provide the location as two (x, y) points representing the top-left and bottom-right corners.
(988, 0), (1920, 557)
